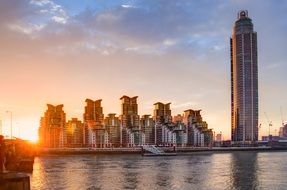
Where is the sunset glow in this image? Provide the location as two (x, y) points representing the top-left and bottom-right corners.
(0, 0), (287, 141)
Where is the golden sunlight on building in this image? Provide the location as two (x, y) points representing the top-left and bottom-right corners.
(38, 104), (66, 148)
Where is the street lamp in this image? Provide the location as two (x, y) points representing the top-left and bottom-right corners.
(0, 117), (2, 136)
(6, 111), (12, 139)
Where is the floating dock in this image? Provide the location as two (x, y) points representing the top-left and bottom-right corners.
(141, 145), (177, 156)
(142, 152), (177, 156)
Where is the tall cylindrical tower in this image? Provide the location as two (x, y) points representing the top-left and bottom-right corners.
(231, 10), (258, 143)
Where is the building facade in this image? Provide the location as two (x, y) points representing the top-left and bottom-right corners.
(39, 104), (66, 148)
(153, 102), (172, 124)
(83, 99), (106, 147)
(119, 96), (145, 146)
(140, 115), (155, 145)
(120, 96), (140, 129)
(66, 118), (84, 147)
(183, 109), (213, 147)
(231, 10), (258, 143)
(155, 123), (175, 146)
(279, 124), (287, 137)
(105, 113), (121, 147)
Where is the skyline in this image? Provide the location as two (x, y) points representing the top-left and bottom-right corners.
(38, 96), (214, 148)
(0, 0), (287, 141)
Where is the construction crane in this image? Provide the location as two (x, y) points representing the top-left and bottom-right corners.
(280, 106), (285, 127)
(264, 112), (272, 138)
(258, 123), (261, 138)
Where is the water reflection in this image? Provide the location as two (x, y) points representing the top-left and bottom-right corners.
(121, 157), (140, 189)
(30, 152), (287, 190)
(230, 152), (258, 190)
(156, 159), (172, 187)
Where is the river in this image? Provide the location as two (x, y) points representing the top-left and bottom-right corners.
(30, 151), (287, 190)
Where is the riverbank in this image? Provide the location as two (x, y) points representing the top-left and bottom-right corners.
(37, 146), (287, 155)
(30, 151), (287, 189)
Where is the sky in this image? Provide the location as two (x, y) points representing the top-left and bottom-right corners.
(0, 0), (287, 141)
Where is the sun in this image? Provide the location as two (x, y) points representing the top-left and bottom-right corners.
(14, 119), (39, 143)
(20, 131), (38, 143)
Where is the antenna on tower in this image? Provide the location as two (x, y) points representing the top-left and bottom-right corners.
(238, 10), (248, 19)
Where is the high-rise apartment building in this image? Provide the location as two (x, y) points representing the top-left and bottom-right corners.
(140, 115), (155, 144)
(183, 109), (203, 124)
(83, 99), (104, 123)
(119, 96), (145, 146)
(39, 104), (66, 148)
(183, 109), (213, 146)
(105, 113), (121, 147)
(231, 10), (258, 143)
(153, 102), (172, 124)
(153, 102), (172, 145)
(120, 96), (139, 128)
(66, 118), (83, 147)
(83, 99), (106, 147)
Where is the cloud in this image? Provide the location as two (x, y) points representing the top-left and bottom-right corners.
(121, 5), (136, 9)
(30, 0), (69, 24)
(0, 0), (230, 56)
(51, 16), (67, 24)
(172, 101), (199, 109)
(8, 22), (46, 34)
(29, 0), (50, 6)
(0, 0), (287, 139)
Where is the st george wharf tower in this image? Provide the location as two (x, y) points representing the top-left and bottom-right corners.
(231, 10), (258, 144)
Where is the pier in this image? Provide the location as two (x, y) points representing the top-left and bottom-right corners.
(141, 145), (177, 156)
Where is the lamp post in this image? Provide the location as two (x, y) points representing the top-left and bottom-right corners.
(6, 111), (12, 139)
(0, 118), (2, 136)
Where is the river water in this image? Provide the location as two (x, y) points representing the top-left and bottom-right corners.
(30, 151), (287, 190)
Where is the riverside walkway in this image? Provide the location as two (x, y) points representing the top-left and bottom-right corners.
(37, 146), (287, 155)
